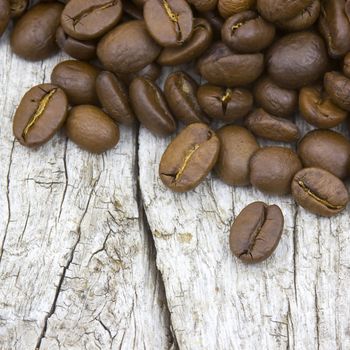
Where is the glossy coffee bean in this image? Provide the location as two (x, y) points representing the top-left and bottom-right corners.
(144, 0), (193, 47)
(51, 60), (99, 106)
(187, 0), (217, 12)
(13, 84), (68, 147)
(292, 167), (349, 217)
(250, 147), (302, 195)
(267, 31), (328, 89)
(61, 0), (122, 40)
(297, 129), (350, 179)
(218, 0), (255, 18)
(215, 125), (259, 186)
(9, 0), (27, 18)
(299, 85), (348, 129)
(245, 109), (300, 142)
(222, 11), (275, 53)
(117, 63), (161, 85)
(198, 42), (264, 87)
(129, 77), (176, 136)
(11, 2), (63, 60)
(230, 201), (284, 263)
(159, 123), (220, 192)
(324, 71), (350, 112)
(197, 84), (253, 122)
(96, 71), (136, 126)
(343, 53), (350, 78)
(66, 105), (119, 154)
(0, 0), (10, 37)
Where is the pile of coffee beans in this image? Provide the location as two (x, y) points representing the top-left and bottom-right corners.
(2, 0), (350, 263)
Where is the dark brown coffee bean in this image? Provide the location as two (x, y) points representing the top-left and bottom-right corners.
(158, 18), (213, 66)
(202, 10), (224, 39)
(343, 53), (350, 78)
(0, 0), (10, 37)
(159, 123), (220, 192)
(297, 129), (350, 179)
(13, 84), (68, 147)
(218, 0), (255, 18)
(10, 2), (63, 60)
(96, 71), (136, 126)
(250, 147), (302, 195)
(245, 109), (300, 142)
(324, 71), (350, 112)
(117, 63), (162, 85)
(229, 201), (284, 263)
(187, 0), (217, 12)
(66, 105), (119, 154)
(292, 167), (349, 217)
(197, 84), (253, 122)
(61, 0), (122, 40)
(144, 0), (193, 47)
(299, 85), (348, 129)
(164, 71), (208, 125)
(222, 11), (275, 53)
(197, 42), (264, 87)
(267, 31), (329, 89)
(122, 0), (143, 20)
(97, 20), (161, 74)
(51, 60), (99, 106)
(215, 125), (259, 186)
(9, 0), (27, 18)
(129, 77), (176, 136)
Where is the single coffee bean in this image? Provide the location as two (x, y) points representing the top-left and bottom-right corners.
(159, 123), (220, 192)
(157, 18), (213, 66)
(292, 167), (349, 217)
(254, 76), (298, 118)
(197, 42), (264, 87)
(97, 20), (161, 74)
(299, 85), (348, 129)
(222, 11), (275, 53)
(0, 0), (10, 37)
(66, 105), (119, 154)
(129, 77), (176, 136)
(215, 125), (259, 186)
(218, 0), (255, 18)
(9, 0), (27, 18)
(250, 147), (302, 195)
(343, 53), (350, 78)
(187, 0), (217, 12)
(297, 129), (350, 179)
(13, 84), (68, 147)
(117, 63), (162, 85)
(51, 60), (99, 106)
(202, 10), (224, 39)
(144, 0), (193, 47)
(96, 71), (136, 126)
(324, 71), (350, 112)
(267, 31), (328, 89)
(229, 201), (284, 263)
(245, 109), (300, 142)
(10, 2), (63, 60)
(61, 0), (123, 40)
(164, 71), (208, 125)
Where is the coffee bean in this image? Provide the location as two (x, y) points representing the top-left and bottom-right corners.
(13, 84), (68, 147)
(129, 77), (176, 136)
(202, 10), (224, 39)
(215, 125), (259, 186)
(187, 0), (217, 12)
(121, 1), (143, 20)
(9, 0), (27, 18)
(0, 0), (10, 37)
(324, 71), (350, 112)
(229, 201), (284, 263)
(343, 52), (350, 78)
(218, 0), (255, 18)
(292, 167), (349, 216)
(66, 105), (119, 154)
(117, 63), (162, 85)
(159, 123), (220, 192)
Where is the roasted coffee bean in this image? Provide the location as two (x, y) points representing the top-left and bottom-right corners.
(292, 167), (349, 216)
(10, 2), (63, 60)
(324, 71), (350, 112)
(218, 0), (256, 18)
(222, 11), (275, 53)
(132, 0), (145, 6)
(229, 201), (284, 263)
(245, 109), (300, 142)
(118, 63), (161, 85)
(215, 125), (259, 186)
(343, 53), (350, 78)
(197, 84), (253, 122)
(97, 20), (161, 74)
(202, 10), (224, 39)
(129, 77), (176, 136)
(0, 0), (10, 37)
(61, 0), (123, 40)
(164, 71), (207, 125)
(157, 18), (213, 66)
(159, 123), (220, 192)
(267, 31), (328, 89)
(187, 0), (217, 12)
(51, 60), (99, 106)
(250, 147), (302, 195)
(299, 85), (348, 129)
(9, 0), (27, 18)
(96, 71), (136, 126)
(144, 0), (193, 47)
(122, 0), (143, 20)
(13, 84), (68, 147)
(66, 105), (119, 154)
(197, 42), (264, 87)
(297, 129), (350, 179)
(254, 76), (298, 118)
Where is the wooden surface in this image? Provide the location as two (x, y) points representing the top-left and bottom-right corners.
(1, 26), (350, 350)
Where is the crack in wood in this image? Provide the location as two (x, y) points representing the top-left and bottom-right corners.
(292, 206), (298, 304)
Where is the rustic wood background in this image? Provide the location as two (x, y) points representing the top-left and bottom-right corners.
(1, 25), (350, 350)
